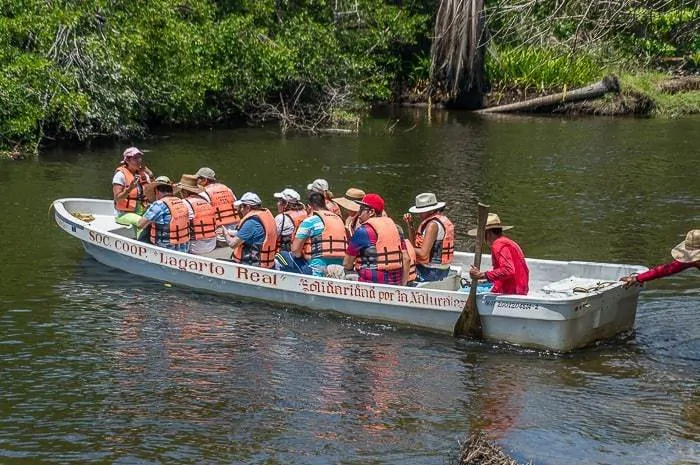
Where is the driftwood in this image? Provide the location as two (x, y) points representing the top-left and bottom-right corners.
(459, 433), (522, 465)
(478, 75), (620, 114)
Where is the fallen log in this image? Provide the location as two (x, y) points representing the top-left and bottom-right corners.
(478, 75), (620, 114)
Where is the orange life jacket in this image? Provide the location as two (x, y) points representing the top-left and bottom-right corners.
(415, 213), (455, 265)
(405, 239), (417, 283)
(357, 217), (404, 271)
(204, 183), (239, 227)
(303, 211), (347, 260)
(114, 166), (148, 212)
(184, 196), (217, 241)
(277, 209), (307, 252)
(231, 209), (278, 268)
(150, 196), (190, 245)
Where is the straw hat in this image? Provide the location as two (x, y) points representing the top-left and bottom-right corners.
(333, 187), (365, 212)
(467, 213), (514, 236)
(174, 174), (203, 194)
(671, 229), (700, 263)
(144, 176), (172, 201)
(408, 193), (446, 214)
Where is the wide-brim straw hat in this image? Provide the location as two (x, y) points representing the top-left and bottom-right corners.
(467, 213), (514, 236)
(408, 192), (446, 214)
(144, 176), (172, 202)
(173, 174), (203, 194)
(671, 229), (700, 263)
(333, 187), (365, 212)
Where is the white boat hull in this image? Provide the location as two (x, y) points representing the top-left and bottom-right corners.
(53, 198), (647, 352)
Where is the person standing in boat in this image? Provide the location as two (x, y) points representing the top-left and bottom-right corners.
(273, 188), (307, 252)
(277, 191), (346, 276)
(344, 194), (410, 285)
(402, 193), (455, 282)
(174, 174), (217, 256)
(195, 167), (239, 244)
(333, 187), (366, 238)
(620, 229), (700, 286)
(137, 176), (191, 252)
(112, 147), (153, 233)
(223, 192), (278, 269)
(468, 213), (529, 295)
(307, 179), (342, 216)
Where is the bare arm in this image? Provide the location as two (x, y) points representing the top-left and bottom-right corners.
(415, 222), (438, 262)
(343, 254), (355, 271)
(290, 237), (306, 258)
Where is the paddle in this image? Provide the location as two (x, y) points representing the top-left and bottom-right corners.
(453, 202), (489, 338)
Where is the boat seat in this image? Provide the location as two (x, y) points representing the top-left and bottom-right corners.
(200, 247), (233, 260)
(540, 276), (617, 296)
(414, 274), (462, 291)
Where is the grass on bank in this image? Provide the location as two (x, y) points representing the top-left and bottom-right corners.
(619, 72), (700, 116)
(484, 45), (700, 116)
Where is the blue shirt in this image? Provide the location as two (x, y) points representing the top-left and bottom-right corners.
(348, 223), (405, 284)
(236, 216), (266, 245)
(295, 213), (342, 276)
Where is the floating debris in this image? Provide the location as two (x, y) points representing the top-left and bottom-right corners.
(459, 433), (523, 465)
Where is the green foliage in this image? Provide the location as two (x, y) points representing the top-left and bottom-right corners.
(485, 45), (602, 90)
(0, 0), (431, 150)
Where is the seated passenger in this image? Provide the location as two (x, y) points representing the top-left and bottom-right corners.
(137, 176), (190, 252)
(403, 193), (454, 282)
(344, 194), (409, 285)
(112, 147), (152, 234)
(195, 167), (239, 243)
(273, 188), (307, 252)
(277, 192), (346, 276)
(332, 187), (365, 238)
(468, 213), (529, 295)
(307, 178), (342, 216)
(223, 192), (278, 268)
(175, 174), (217, 255)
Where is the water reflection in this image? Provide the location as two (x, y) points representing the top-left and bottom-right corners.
(1, 111), (698, 464)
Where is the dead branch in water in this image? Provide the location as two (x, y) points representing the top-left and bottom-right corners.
(459, 433), (524, 465)
(251, 84), (360, 135)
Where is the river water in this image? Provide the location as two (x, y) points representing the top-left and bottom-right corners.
(1, 109), (698, 464)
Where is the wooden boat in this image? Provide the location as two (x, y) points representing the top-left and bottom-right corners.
(52, 198), (648, 352)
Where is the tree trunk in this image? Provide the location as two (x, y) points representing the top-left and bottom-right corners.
(478, 75), (620, 113)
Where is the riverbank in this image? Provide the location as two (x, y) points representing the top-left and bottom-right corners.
(400, 72), (700, 117)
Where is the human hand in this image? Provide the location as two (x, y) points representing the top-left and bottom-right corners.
(469, 265), (484, 280)
(620, 275), (638, 288)
(402, 213), (413, 225)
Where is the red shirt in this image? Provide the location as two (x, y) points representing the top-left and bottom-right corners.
(636, 260), (699, 283)
(485, 236), (529, 295)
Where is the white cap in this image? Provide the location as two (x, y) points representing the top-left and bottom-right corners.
(307, 179), (329, 194)
(273, 188), (301, 203)
(234, 192), (262, 207)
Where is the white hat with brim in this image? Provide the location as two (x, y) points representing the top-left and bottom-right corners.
(273, 188), (302, 204)
(671, 229), (700, 263)
(408, 192), (446, 214)
(307, 179), (329, 194)
(234, 192), (262, 208)
(467, 213), (514, 237)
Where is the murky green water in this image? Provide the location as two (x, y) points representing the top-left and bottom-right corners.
(1, 110), (698, 464)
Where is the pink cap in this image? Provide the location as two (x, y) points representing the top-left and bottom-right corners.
(121, 147), (143, 163)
